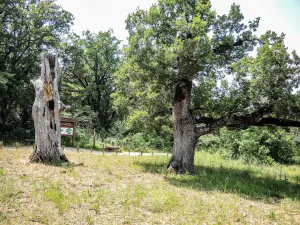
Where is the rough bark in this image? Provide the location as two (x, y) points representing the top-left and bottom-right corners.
(29, 54), (68, 163)
(168, 80), (197, 174)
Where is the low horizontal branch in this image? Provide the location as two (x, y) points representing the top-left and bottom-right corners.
(195, 107), (300, 137)
(250, 117), (300, 127)
(195, 106), (273, 125)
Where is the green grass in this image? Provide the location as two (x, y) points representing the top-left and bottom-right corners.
(137, 152), (300, 201)
(43, 182), (71, 214)
(0, 150), (299, 224)
(0, 168), (4, 176)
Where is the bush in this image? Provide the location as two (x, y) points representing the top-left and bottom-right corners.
(119, 132), (172, 153)
(199, 127), (299, 165)
(61, 128), (104, 150)
(240, 127), (298, 164)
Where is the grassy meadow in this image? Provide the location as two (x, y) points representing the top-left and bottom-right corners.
(0, 149), (299, 224)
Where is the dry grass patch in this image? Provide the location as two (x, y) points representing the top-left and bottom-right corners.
(0, 150), (299, 224)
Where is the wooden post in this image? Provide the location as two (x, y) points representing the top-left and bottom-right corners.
(77, 146), (79, 153)
(62, 145), (65, 152)
(140, 151), (143, 156)
(102, 144), (105, 155)
(152, 151), (154, 156)
(72, 133), (75, 147)
(0, 141), (3, 150)
(93, 128), (96, 148)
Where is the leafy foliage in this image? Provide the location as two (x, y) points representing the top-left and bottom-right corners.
(61, 30), (121, 131)
(0, 0), (73, 139)
(199, 127), (300, 164)
(0, 0), (299, 167)
(113, 0), (300, 169)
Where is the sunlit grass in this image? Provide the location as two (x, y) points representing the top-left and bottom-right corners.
(0, 150), (299, 224)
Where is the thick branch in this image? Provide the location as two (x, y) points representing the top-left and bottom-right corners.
(195, 108), (300, 137)
(251, 118), (300, 127)
(58, 101), (71, 112)
(213, 38), (265, 55)
(195, 106), (272, 124)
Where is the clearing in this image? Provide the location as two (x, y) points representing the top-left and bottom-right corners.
(0, 150), (299, 224)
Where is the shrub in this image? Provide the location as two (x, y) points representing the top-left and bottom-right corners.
(199, 127), (299, 165)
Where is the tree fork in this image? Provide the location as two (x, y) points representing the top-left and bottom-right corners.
(30, 54), (68, 163)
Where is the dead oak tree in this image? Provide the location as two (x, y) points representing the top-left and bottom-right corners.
(30, 54), (68, 163)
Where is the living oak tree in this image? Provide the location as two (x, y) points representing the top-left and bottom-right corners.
(114, 0), (300, 174)
(60, 30), (121, 130)
(0, 0), (73, 138)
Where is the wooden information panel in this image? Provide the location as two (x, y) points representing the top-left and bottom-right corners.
(61, 117), (77, 146)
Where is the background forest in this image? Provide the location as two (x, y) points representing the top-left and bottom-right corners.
(0, 0), (300, 165)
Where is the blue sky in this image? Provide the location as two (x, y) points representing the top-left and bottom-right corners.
(56, 0), (300, 53)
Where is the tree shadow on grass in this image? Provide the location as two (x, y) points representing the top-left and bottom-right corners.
(42, 161), (85, 168)
(137, 160), (300, 201)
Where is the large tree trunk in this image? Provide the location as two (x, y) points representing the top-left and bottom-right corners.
(29, 54), (68, 163)
(168, 79), (197, 174)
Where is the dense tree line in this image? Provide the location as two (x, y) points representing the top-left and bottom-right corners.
(0, 0), (299, 169)
(60, 30), (121, 131)
(0, 0), (73, 139)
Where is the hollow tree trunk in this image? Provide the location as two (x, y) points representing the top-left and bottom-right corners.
(168, 79), (197, 174)
(29, 54), (68, 163)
